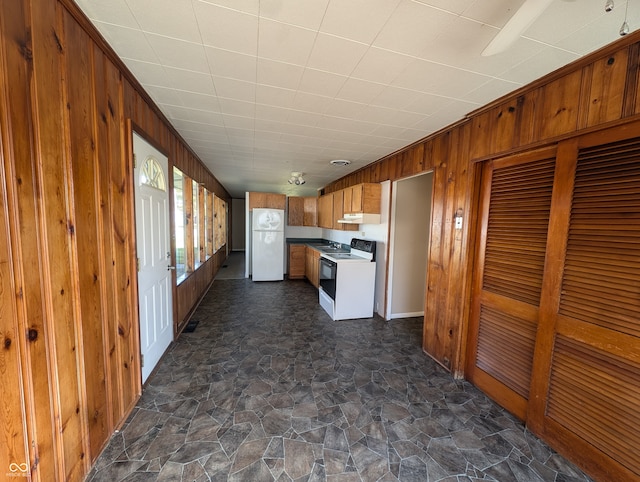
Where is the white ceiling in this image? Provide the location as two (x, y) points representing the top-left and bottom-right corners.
(74, 0), (636, 197)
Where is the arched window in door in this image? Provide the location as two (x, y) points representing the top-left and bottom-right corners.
(139, 156), (167, 191)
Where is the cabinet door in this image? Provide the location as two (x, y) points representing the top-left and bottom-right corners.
(333, 191), (344, 230)
(288, 244), (305, 278)
(333, 190), (357, 231)
(304, 246), (320, 288)
(361, 183), (381, 213)
(311, 249), (320, 288)
(318, 194), (333, 228)
(303, 197), (317, 226)
(343, 187), (353, 213)
(305, 247), (312, 280)
(287, 197), (304, 226)
(249, 192), (286, 210)
(266, 193), (286, 209)
(351, 185), (362, 212)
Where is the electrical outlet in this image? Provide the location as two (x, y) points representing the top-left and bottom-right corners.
(361, 231), (365, 237)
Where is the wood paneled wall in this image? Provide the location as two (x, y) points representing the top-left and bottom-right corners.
(0, 1), (230, 481)
(323, 32), (640, 378)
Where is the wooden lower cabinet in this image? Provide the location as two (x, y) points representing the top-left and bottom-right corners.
(288, 244), (306, 279)
(305, 246), (320, 288)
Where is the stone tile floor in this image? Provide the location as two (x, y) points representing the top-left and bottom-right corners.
(88, 279), (593, 481)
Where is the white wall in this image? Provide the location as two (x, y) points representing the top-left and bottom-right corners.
(322, 180), (390, 318)
(387, 172), (433, 318)
(285, 225), (322, 239)
(231, 198), (246, 251)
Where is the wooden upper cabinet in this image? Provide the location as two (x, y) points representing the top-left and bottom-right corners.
(289, 196), (318, 226)
(344, 183), (381, 214)
(333, 190), (357, 231)
(249, 192), (286, 210)
(333, 190), (344, 230)
(317, 193), (333, 229)
(303, 197), (318, 226)
(287, 197), (304, 225)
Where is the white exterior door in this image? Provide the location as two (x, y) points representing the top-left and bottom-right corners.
(133, 132), (173, 383)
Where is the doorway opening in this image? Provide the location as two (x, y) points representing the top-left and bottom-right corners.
(386, 172), (434, 319)
(133, 132), (174, 383)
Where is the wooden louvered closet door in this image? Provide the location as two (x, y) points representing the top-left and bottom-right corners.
(528, 131), (640, 481)
(466, 147), (557, 420)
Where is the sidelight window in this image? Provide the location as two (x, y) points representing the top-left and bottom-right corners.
(173, 167), (187, 282)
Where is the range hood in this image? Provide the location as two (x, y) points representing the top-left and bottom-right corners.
(337, 213), (381, 225)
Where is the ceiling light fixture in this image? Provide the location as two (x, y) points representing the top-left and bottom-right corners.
(288, 172), (305, 185)
(620, 0), (630, 35)
(330, 159), (351, 166)
(481, 0), (555, 56)
(605, 0), (615, 12)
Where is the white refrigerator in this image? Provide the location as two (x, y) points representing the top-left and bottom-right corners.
(251, 208), (284, 281)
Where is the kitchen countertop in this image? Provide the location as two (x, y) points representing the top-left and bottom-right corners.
(286, 238), (350, 254)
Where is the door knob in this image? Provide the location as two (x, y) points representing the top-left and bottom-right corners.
(167, 266), (176, 270)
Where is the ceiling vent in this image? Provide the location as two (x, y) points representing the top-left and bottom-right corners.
(330, 159), (351, 166)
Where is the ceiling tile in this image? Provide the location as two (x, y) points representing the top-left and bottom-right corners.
(218, 98), (255, 117)
(178, 90), (221, 111)
(143, 84), (184, 106)
(255, 104), (290, 122)
(291, 91), (331, 113)
(222, 115), (255, 130)
(499, 46), (579, 85)
(336, 78), (386, 104)
(322, 99), (367, 119)
(257, 18), (317, 65)
(164, 67), (216, 95)
(146, 33), (210, 72)
(320, 0), (401, 44)
(306, 33), (369, 76)
(213, 76), (256, 101)
(460, 0), (527, 26)
(194, 1), (258, 55)
(160, 105), (225, 125)
(298, 69), (348, 97)
(393, 59), (492, 98)
(255, 84), (297, 108)
(259, 0), (329, 30)
(75, 0), (138, 28)
(196, 0), (259, 16)
(205, 47), (257, 82)
(370, 86), (422, 110)
(285, 110), (323, 127)
(463, 78), (521, 104)
(350, 47), (414, 84)
(372, 0), (456, 58)
(403, 93), (456, 115)
(92, 22), (158, 64)
(122, 59), (171, 87)
(126, 0), (201, 42)
(256, 59), (305, 90)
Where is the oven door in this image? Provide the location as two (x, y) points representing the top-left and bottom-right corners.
(319, 257), (337, 300)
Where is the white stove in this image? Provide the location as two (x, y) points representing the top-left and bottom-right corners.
(322, 252), (370, 262)
(319, 238), (376, 320)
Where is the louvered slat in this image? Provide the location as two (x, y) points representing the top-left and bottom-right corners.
(476, 306), (536, 398)
(559, 139), (640, 337)
(547, 336), (640, 475)
(482, 159), (555, 306)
